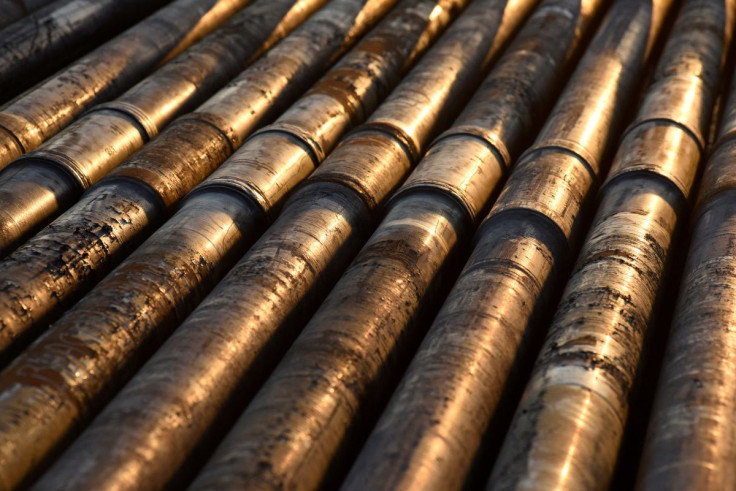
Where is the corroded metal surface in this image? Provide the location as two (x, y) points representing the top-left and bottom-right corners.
(489, 0), (733, 487)
(0, 0), (168, 95)
(0, 0), (470, 487)
(0, 0), (394, 376)
(333, 0), (671, 490)
(0, 0), (327, 257)
(33, 1), (534, 489)
(0, 0), (254, 169)
(636, 7), (736, 490)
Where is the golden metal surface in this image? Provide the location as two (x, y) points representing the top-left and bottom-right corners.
(0, 0), (468, 487)
(45, 1), (539, 489)
(637, 3), (736, 489)
(0, 0), (327, 258)
(0, 0), (253, 170)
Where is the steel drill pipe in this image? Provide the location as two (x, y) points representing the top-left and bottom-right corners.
(0, 0), (59, 29)
(487, 0), (733, 488)
(0, 0), (170, 97)
(0, 0), (462, 486)
(338, 0), (672, 490)
(338, 1), (607, 489)
(182, 2), (627, 489)
(35, 1), (532, 489)
(636, 29), (736, 491)
(0, 0), (255, 170)
(0, 0), (327, 258)
(0, 0), (396, 366)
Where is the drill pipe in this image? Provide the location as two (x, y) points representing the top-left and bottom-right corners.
(0, 0), (59, 30)
(0, 0), (461, 487)
(36, 0), (532, 489)
(185, 2), (626, 489)
(0, 0), (394, 370)
(0, 0), (169, 97)
(337, 0), (672, 489)
(488, 0), (734, 488)
(636, 17), (736, 491)
(0, 0), (327, 258)
(341, 1), (607, 488)
(0, 0), (254, 170)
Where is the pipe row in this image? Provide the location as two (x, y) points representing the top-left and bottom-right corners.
(0, 0), (170, 96)
(487, 0), (734, 489)
(0, 0), (393, 373)
(337, 1), (603, 488)
(332, 0), (673, 490)
(172, 1), (614, 489)
(33, 0), (533, 489)
(636, 9), (736, 491)
(0, 0), (58, 30)
(0, 0), (254, 170)
(0, 0), (461, 487)
(0, 0), (327, 257)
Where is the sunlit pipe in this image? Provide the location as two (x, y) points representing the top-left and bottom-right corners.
(264, 0), (670, 490)
(336, 2), (607, 489)
(0, 0), (170, 97)
(32, 1), (531, 489)
(0, 0), (58, 30)
(0, 0), (327, 258)
(487, 1), (733, 489)
(0, 0), (462, 487)
(636, 18), (736, 491)
(0, 0), (255, 170)
(177, 3), (623, 490)
(0, 0), (395, 371)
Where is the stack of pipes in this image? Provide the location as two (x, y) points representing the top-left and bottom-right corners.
(1, 0), (736, 489)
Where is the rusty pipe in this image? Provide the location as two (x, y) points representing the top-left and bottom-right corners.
(487, 0), (734, 489)
(0, 0), (255, 170)
(0, 0), (394, 368)
(0, 0), (170, 97)
(0, 0), (466, 487)
(0, 0), (327, 258)
(33, 1), (532, 489)
(0, 0), (58, 29)
(635, 15), (736, 491)
(330, 1), (670, 489)
(338, 1), (608, 489)
(181, 1), (655, 489)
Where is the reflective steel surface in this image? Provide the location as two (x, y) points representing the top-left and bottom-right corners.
(0, 0), (734, 489)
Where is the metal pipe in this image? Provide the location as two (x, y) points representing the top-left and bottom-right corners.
(204, 1), (671, 491)
(0, 0), (461, 487)
(0, 0), (59, 30)
(181, 1), (640, 489)
(636, 13), (736, 491)
(31, 1), (531, 489)
(0, 0), (327, 258)
(338, 1), (607, 489)
(486, 0), (733, 488)
(0, 0), (393, 370)
(0, 0), (255, 170)
(0, 0), (169, 97)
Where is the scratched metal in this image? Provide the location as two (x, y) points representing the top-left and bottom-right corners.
(0, 0), (328, 258)
(285, 0), (671, 489)
(486, 0), (733, 488)
(333, 1), (609, 489)
(0, 0), (254, 170)
(0, 0), (395, 373)
(0, 0), (169, 96)
(0, 0), (475, 487)
(31, 1), (534, 489)
(637, 7), (736, 489)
